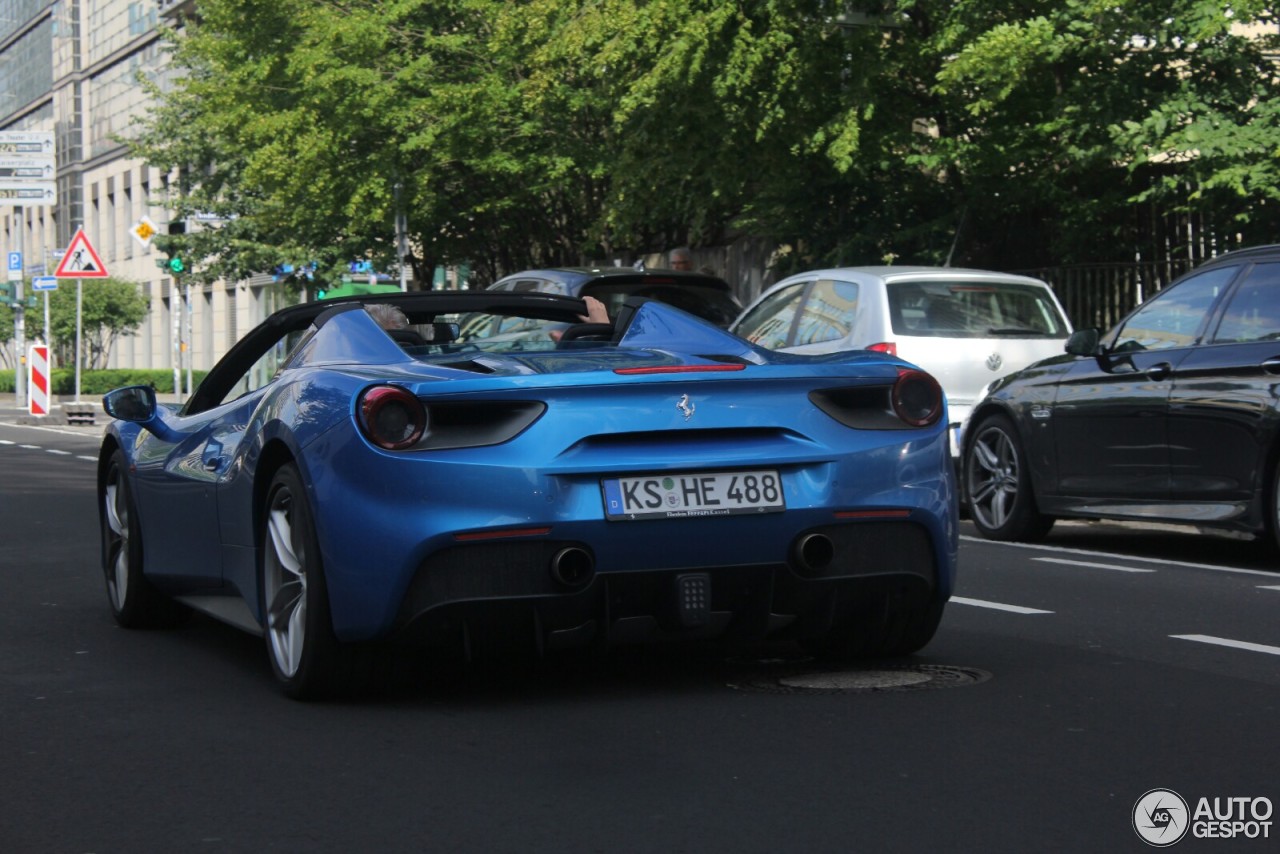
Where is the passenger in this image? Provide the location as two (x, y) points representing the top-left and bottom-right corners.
(365, 303), (410, 330)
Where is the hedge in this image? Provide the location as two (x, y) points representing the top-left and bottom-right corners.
(0, 369), (207, 396)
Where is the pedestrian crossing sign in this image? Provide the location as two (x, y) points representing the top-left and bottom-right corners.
(54, 228), (109, 278)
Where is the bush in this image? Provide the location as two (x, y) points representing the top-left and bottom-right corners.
(0, 369), (207, 396)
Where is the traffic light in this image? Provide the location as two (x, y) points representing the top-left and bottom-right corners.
(165, 220), (186, 276)
(0, 281), (11, 304)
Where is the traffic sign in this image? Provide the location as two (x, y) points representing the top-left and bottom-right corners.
(31, 276), (57, 291)
(7, 251), (21, 281)
(28, 344), (49, 417)
(0, 157), (54, 179)
(131, 215), (158, 249)
(0, 131), (54, 154)
(0, 131), (56, 207)
(54, 228), (109, 278)
(0, 182), (56, 205)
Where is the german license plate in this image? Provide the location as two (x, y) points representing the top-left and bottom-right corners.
(602, 470), (785, 521)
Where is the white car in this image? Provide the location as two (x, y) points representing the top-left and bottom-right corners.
(731, 267), (1073, 455)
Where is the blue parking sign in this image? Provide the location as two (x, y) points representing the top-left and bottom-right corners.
(7, 251), (20, 271)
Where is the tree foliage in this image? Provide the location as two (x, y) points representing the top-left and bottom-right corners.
(45, 279), (150, 370)
(126, 0), (1280, 284)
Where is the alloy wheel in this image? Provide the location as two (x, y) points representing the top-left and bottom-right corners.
(264, 486), (308, 679)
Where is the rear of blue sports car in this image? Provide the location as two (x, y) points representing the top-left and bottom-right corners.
(296, 302), (958, 661)
(99, 293), (957, 697)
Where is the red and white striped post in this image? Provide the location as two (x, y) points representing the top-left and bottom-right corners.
(28, 344), (49, 417)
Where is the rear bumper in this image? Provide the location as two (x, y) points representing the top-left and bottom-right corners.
(393, 519), (942, 651)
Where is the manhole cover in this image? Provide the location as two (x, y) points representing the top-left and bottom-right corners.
(730, 664), (991, 694)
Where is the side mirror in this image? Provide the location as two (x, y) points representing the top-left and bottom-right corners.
(102, 385), (157, 423)
(1064, 328), (1101, 357)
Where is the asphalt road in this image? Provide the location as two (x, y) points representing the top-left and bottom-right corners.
(2, 414), (1278, 852)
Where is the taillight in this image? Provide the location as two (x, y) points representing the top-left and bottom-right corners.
(891, 369), (942, 427)
(865, 342), (897, 356)
(358, 386), (427, 450)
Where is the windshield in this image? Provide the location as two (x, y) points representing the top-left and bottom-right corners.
(887, 281), (1069, 338)
(581, 282), (741, 328)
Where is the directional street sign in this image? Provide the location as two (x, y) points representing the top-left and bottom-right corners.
(0, 130), (54, 154)
(0, 157), (55, 179)
(0, 131), (56, 207)
(54, 228), (109, 278)
(0, 183), (56, 204)
(31, 276), (57, 291)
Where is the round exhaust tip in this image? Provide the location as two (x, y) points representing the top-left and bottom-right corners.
(793, 533), (835, 576)
(550, 547), (595, 588)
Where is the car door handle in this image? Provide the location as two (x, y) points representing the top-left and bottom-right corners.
(204, 458), (223, 472)
(1262, 358), (1280, 375)
(1145, 362), (1172, 381)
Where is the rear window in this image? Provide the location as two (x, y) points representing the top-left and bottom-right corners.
(888, 281), (1069, 338)
(582, 281), (741, 327)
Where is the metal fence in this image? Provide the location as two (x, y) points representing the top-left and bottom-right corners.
(1011, 260), (1196, 331)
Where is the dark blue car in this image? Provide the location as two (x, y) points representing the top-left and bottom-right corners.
(99, 291), (957, 698)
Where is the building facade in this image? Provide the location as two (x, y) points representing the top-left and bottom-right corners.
(0, 0), (275, 383)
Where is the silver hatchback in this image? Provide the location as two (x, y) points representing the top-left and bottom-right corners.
(731, 267), (1073, 454)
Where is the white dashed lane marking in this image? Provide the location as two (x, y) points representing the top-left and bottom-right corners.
(1172, 634), (1280, 657)
(1032, 557), (1156, 573)
(950, 596), (1053, 615)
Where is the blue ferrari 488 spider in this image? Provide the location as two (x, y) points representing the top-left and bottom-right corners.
(98, 291), (957, 697)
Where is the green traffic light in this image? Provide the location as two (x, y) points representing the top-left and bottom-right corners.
(169, 257), (185, 274)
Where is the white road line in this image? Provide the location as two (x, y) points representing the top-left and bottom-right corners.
(0, 439), (13, 445)
(1171, 634), (1280, 657)
(1032, 557), (1155, 574)
(76, 455), (97, 462)
(45, 449), (71, 456)
(951, 596), (1054, 615)
(18, 444), (39, 450)
(1259, 585), (1280, 592)
(961, 534), (1279, 578)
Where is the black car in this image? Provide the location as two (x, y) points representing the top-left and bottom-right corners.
(488, 267), (742, 327)
(962, 245), (1280, 545)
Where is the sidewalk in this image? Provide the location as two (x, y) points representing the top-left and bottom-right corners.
(1, 395), (105, 427)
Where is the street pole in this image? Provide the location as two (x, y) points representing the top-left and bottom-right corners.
(14, 205), (26, 408)
(184, 281), (192, 396)
(74, 280), (82, 402)
(171, 277), (180, 396)
(395, 181), (408, 292)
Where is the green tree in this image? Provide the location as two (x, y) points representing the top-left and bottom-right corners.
(46, 278), (149, 370)
(126, 0), (1280, 284)
(0, 302), (13, 370)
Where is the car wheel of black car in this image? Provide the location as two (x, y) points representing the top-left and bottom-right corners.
(964, 414), (1054, 541)
(262, 464), (344, 699)
(100, 449), (187, 628)
(1269, 455), (1280, 555)
(804, 595), (945, 659)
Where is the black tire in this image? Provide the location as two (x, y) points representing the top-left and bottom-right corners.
(261, 464), (344, 699)
(100, 449), (187, 628)
(803, 596), (946, 660)
(1268, 455), (1280, 556)
(963, 414), (1054, 542)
